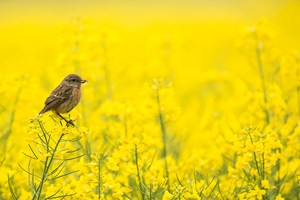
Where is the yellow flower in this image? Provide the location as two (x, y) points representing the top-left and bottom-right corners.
(106, 157), (119, 171)
(275, 194), (284, 200)
(112, 190), (123, 200)
(182, 190), (200, 200)
(238, 192), (246, 199)
(261, 179), (270, 189)
(248, 186), (266, 200)
(162, 190), (174, 200)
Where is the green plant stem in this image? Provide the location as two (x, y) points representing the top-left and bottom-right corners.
(34, 133), (65, 200)
(134, 145), (145, 200)
(262, 152), (265, 180)
(247, 130), (262, 185)
(297, 86), (300, 120)
(255, 45), (269, 125)
(97, 156), (102, 200)
(8, 174), (18, 200)
(156, 89), (170, 191)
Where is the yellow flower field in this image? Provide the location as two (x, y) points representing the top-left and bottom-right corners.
(0, 1), (300, 199)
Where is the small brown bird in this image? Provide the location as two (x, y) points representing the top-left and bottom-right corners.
(39, 74), (87, 126)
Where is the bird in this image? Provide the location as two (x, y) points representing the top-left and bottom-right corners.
(39, 74), (87, 126)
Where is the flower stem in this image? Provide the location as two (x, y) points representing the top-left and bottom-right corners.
(134, 145), (145, 200)
(255, 43), (269, 125)
(34, 133), (65, 200)
(156, 89), (170, 191)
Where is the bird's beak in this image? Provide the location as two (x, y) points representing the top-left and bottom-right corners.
(81, 80), (87, 84)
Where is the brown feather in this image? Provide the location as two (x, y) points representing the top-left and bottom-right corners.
(39, 81), (73, 114)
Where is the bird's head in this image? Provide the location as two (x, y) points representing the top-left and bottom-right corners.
(64, 74), (87, 87)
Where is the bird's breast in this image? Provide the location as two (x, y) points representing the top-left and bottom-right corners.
(56, 87), (82, 113)
(71, 87), (81, 106)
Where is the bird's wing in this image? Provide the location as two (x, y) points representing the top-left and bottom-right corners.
(39, 83), (73, 114)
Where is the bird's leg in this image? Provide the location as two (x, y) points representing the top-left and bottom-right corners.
(56, 112), (75, 127)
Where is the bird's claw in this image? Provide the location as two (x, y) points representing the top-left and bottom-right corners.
(66, 120), (75, 127)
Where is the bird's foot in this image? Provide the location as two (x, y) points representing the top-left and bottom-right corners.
(66, 119), (75, 127)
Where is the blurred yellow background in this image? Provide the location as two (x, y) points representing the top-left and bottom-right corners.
(1, 0), (300, 114)
(1, 1), (300, 199)
(1, 0), (300, 76)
